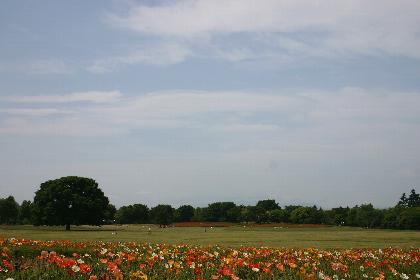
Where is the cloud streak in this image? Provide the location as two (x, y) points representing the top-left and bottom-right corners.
(87, 44), (191, 73)
(103, 0), (420, 68)
(1, 88), (419, 139)
(1, 91), (122, 104)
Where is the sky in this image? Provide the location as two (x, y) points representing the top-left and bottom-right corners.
(1, 0), (420, 208)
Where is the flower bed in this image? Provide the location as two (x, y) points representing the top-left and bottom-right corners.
(1, 238), (419, 279)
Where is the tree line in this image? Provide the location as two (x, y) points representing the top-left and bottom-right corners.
(0, 176), (419, 230)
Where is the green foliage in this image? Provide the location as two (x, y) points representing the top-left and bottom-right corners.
(289, 206), (325, 224)
(175, 205), (195, 222)
(268, 209), (288, 223)
(397, 207), (420, 229)
(32, 176), (110, 230)
(19, 200), (33, 224)
(256, 199), (279, 212)
(1, 183), (419, 230)
(0, 195), (19, 224)
(240, 206), (257, 223)
(150, 204), (174, 226)
(116, 204), (149, 224)
(204, 202), (237, 222)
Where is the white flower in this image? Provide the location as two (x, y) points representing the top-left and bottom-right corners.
(6, 278), (15, 280)
(360, 266), (365, 272)
(71, 265), (80, 272)
(416, 274), (420, 278)
(100, 248), (107, 255)
(319, 271), (325, 279)
(401, 273), (409, 279)
(252, 267), (260, 272)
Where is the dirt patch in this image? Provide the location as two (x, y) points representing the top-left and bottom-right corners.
(173, 222), (330, 228)
(174, 222), (235, 227)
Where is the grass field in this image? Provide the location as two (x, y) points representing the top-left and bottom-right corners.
(1, 224), (419, 248)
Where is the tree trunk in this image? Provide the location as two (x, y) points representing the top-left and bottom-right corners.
(65, 224), (70, 231)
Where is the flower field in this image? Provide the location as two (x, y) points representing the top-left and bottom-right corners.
(1, 238), (419, 280)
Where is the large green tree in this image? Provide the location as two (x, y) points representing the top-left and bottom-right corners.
(32, 176), (110, 230)
(0, 196), (19, 224)
(116, 204), (149, 224)
(175, 205), (195, 222)
(19, 200), (33, 224)
(150, 204), (174, 226)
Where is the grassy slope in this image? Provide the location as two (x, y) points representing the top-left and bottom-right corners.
(0, 224), (419, 248)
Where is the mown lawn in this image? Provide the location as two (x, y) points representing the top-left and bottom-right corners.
(1, 224), (419, 248)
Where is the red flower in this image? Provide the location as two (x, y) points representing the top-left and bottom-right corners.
(194, 267), (202, 275)
(2, 259), (13, 272)
(218, 266), (233, 276)
(80, 263), (91, 274)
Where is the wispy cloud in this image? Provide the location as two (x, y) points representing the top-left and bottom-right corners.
(0, 59), (72, 74)
(1, 91), (122, 104)
(87, 43), (191, 73)
(0, 108), (72, 116)
(104, 0), (420, 67)
(1, 88), (419, 138)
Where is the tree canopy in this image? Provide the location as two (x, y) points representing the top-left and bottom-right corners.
(32, 176), (110, 230)
(0, 196), (19, 224)
(150, 204), (174, 226)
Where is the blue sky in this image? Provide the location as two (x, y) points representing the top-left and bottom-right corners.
(1, 0), (420, 208)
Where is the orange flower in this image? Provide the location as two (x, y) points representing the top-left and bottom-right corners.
(80, 263), (91, 274)
(276, 263), (284, 271)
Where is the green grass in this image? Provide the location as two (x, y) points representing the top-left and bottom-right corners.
(1, 224), (419, 248)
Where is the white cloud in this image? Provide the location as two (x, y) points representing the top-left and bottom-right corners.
(106, 0), (420, 64)
(87, 43), (191, 73)
(2, 91), (122, 104)
(0, 59), (72, 74)
(1, 88), (419, 139)
(0, 108), (71, 116)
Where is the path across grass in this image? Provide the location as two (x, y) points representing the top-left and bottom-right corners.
(1, 224), (419, 248)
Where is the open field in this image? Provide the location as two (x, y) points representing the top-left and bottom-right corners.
(1, 224), (419, 248)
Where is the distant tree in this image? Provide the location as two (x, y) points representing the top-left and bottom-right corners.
(268, 209), (288, 223)
(254, 200), (279, 223)
(150, 204), (174, 226)
(240, 206), (257, 223)
(19, 200), (33, 224)
(328, 207), (349, 226)
(0, 196), (19, 224)
(397, 207), (420, 230)
(256, 199), (279, 212)
(290, 207), (310, 224)
(346, 206), (359, 226)
(175, 205), (195, 222)
(382, 208), (399, 229)
(104, 204), (117, 223)
(283, 205), (301, 222)
(397, 189), (419, 208)
(407, 189), (420, 208)
(398, 193), (409, 207)
(355, 204), (383, 228)
(32, 176), (110, 230)
(192, 207), (205, 222)
(116, 204), (149, 224)
(205, 202), (237, 222)
(226, 205), (241, 222)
